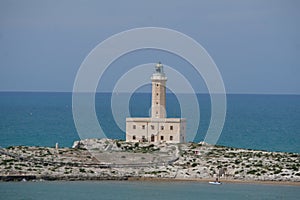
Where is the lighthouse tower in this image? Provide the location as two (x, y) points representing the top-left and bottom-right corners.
(126, 62), (186, 143)
(151, 62), (167, 118)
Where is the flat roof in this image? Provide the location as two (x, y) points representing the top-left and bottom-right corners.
(126, 117), (186, 122)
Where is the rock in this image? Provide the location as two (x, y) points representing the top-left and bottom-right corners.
(72, 141), (81, 149)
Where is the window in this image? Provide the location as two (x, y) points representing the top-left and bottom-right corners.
(142, 136), (146, 142)
(151, 134), (155, 142)
(156, 93), (159, 96)
(156, 102), (158, 105)
(161, 126), (164, 130)
(133, 125), (136, 129)
(142, 125), (145, 129)
(151, 125), (154, 130)
(160, 136), (164, 140)
(170, 136), (173, 141)
(170, 126), (173, 130)
(133, 135), (136, 140)
(156, 84), (159, 87)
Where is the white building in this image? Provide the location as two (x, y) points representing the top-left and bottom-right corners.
(126, 62), (186, 143)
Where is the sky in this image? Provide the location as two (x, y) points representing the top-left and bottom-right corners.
(0, 0), (299, 94)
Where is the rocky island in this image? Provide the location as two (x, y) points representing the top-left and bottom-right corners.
(0, 139), (299, 184)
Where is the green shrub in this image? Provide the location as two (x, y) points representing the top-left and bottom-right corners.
(247, 169), (257, 175)
(291, 165), (298, 171)
(274, 169), (282, 174)
(235, 159), (242, 164)
(116, 142), (121, 148)
(14, 166), (22, 170)
(79, 168), (86, 173)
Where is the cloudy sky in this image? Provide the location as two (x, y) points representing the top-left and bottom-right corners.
(0, 0), (299, 94)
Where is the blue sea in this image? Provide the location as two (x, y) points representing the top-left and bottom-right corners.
(0, 92), (299, 153)
(0, 181), (299, 200)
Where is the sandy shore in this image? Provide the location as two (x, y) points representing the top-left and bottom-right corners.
(0, 174), (299, 186)
(127, 177), (300, 186)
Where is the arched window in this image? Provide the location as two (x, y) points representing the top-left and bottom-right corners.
(151, 134), (155, 142)
(133, 135), (136, 140)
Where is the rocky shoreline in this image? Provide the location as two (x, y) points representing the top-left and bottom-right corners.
(0, 139), (299, 184)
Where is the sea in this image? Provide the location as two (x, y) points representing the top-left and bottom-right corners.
(0, 92), (299, 153)
(0, 181), (299, 200)
(0, 92), (299, 199)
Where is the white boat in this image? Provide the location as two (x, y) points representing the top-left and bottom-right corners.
(209, 181), (222, 185)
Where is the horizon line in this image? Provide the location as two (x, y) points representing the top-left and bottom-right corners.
(0, 90), (299, 95)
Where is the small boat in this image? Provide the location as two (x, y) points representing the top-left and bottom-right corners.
(209, 177), (222, 185)
(209, 181), (222, 185)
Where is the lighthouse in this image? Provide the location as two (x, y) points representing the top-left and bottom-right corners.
(151, 62), (167, 118)
(126, 62), (186, 143)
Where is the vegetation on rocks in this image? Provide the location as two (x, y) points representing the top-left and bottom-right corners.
(0, 138), (299, 182)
